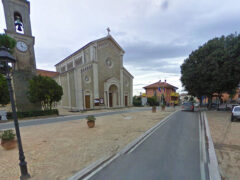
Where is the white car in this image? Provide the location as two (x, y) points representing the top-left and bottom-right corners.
(231, 106), (240, 122)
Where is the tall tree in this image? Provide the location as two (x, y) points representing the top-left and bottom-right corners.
(0, 34), (16, 106)
(181, 33), (240, 108)
(0, 34), (16, 74)
(27, 75), (63, 110)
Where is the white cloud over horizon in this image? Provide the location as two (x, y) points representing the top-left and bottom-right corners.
(1, 0), (239, 95)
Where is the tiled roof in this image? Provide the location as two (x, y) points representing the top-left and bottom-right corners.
(143, 81), (178, 89)
(37, 69), (59, 78)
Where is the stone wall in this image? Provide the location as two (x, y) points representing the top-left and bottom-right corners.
(97, 39), (122, 104)
(12, 70), (41, 111)
(60, 73), (69, 107)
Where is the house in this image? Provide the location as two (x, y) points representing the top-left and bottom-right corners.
(143, 80), (179, 105)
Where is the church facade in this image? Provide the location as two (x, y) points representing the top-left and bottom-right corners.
(54, 35), (133, 110)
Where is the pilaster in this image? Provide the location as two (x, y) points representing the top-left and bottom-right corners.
(120, 68), (124, 107)
(67, 72), (71, 109)
(93, 63), (99, 99)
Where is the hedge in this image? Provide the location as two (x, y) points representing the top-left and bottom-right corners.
(133, 96), (142, 107)
(7, 109), (59, 119)
(147, 96), (159, 106)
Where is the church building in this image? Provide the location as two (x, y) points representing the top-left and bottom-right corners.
(54, 35), (133, 110)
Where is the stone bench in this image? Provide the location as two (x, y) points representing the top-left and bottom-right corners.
(0, 110), (7, 121)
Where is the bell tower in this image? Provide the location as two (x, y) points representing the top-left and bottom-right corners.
(2, 0), (40, 111)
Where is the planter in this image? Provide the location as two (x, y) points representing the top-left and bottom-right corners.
(1, 139), (17, 150)
(161, 106), (166, 111)
(87, 121), (95, 128)
(152, 106), (156, 113)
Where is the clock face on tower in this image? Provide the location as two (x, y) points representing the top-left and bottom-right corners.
(16, 41), (28, 52)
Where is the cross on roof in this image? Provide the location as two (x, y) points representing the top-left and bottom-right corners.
(107, 27), (110, 35)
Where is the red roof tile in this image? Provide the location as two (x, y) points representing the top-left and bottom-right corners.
(143, 81), (178, 89)
(37, 69), (59, 78)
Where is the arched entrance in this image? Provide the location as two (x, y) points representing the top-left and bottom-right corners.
(109, 84), (118, 107)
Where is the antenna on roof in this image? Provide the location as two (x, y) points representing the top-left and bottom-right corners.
(106, 27), (111, 36)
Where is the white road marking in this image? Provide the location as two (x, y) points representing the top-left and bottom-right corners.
(128, 118), (170, 154)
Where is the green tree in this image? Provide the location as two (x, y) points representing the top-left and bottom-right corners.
(0, 34), (16, 105)
(0, 34), (16, 50)
(0, 74), (9, 106)
(181, 33), (240, 108)
(147, 96), (159, 106)
(27, 75), (63, 110)
(133, 96), (142, 106)
(0, 34), (16, 74)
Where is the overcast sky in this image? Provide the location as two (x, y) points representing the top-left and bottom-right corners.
(0, 0), (239, 95)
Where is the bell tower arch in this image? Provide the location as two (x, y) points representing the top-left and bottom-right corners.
(2, 0), (40, 111)
(2, 0), (32, 35)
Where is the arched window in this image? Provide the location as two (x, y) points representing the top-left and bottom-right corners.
(14, 12), (24, 33)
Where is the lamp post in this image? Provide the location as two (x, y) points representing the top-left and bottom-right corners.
(0, 46), (30, 180)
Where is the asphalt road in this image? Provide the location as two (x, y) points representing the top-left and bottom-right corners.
(89, 111), (201, 180)
(0, 107), (151, 130)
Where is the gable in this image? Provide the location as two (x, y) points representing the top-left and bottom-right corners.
(97, 36), (124, 54)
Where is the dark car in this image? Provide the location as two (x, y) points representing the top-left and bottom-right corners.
(211, 103), (218, 109)
(231, 106), (240, 122)
(182, 102), (194, 112)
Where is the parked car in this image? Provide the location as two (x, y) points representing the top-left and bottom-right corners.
(231, 106), (240, 122)
(182, 102), (194, 112)
(210, 102), (218, 109)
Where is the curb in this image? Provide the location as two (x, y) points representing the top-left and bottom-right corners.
(68, 110), (179, 180)
(0, 108), (152, 131)
(201, 112), (221, 180)
(0, 107), (151, 126)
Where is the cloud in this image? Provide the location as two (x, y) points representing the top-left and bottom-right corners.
(161, 0), (169, 10)
(34, 46), (72, 70)
(1, 0), (240, 95)
(124, 41), (192, 62)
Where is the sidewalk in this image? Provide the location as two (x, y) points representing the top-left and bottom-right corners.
(206, 111), (240, 180)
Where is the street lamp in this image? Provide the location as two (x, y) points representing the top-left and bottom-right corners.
(0, 46), (30, 180)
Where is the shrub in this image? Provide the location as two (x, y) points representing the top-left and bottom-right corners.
(0, 129), (15, 140)
(133, 96), (142, 107)
(7, 109), (59, 119)
(86, 115), (96, 122)
(147, 96), (159, 106)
